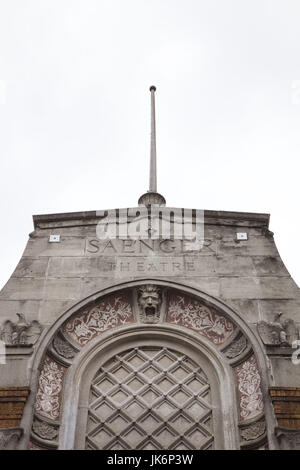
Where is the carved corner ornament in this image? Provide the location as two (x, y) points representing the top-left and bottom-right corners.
(224, 334), (248, 359)
(32, 418), (59, 442)
(138, 285), (162, 324)
(0, 427), (23, 450)
(275, 427), (300, 450)
(257, 313), (299, 347)
(0, 313), (43, 347)
(240, 420), (266, 443)
(52, 335), (76, 360)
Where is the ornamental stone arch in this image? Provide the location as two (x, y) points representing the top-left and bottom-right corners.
(24, 279), (275, 450)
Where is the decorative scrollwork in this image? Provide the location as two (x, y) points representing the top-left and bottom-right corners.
(35, 356), (66, 420)
(64, 294), (133, 346)
(235, 355), (263, 421)
(167, 294), (235, 345)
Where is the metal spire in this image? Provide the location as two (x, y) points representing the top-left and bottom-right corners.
(138, 86), (166, 207)
(149, 85), (157, 192)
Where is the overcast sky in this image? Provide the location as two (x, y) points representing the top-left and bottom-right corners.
(0, 0), (299, 289)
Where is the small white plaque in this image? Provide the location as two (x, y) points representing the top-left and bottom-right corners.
(49, 235), (60, 243)
(236, 232), (248, 240)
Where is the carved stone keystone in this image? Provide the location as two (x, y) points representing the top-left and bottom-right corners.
(138, 285), (162, 323)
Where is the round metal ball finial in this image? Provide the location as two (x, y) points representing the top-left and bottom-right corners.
(150, 85), (156, 92)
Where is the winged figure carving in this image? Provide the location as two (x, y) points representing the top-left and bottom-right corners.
(0, 313), (43, 346)
(257, 313), (299, 347)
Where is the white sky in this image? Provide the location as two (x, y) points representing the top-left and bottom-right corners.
(0, 0), (299, 288)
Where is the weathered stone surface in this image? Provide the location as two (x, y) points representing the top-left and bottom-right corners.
(43, 279), (82, 301)
(227, 299), (259, 323)
(11, 258), (49, 278)
(217, 256), (256, 277)
(218, 235), (278, 257)
(23, 237), (85, 258)
(0, 357), (33, 387)
(252, 256), (289, 277)
(258, 299), (300, 323)
(221, 277), (298, 300)
(0, 279), (45, 301)
(270, 360), (300, 388)
(0, 300), (41, 323)
(38, 300), (74, 325)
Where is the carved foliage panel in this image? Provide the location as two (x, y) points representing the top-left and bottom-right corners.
(86, 347), (214, 450)
(166, 293), (236, 346)
(63, 292), (134, 347)
(234, 355), (263, 421)
(35, 355), (66, 421)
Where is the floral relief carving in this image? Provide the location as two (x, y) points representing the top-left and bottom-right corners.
(166, 294), (235, 345)
(35, 356), (66, 420)
(64, 294), (134, 346)
(235, 355), (264, 421)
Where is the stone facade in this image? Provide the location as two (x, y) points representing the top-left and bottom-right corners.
(0, 207), (299, 449)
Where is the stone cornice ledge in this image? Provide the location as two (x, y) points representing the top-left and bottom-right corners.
(33, 208), (270, 230)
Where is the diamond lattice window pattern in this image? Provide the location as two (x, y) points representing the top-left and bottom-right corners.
(86, 347), (214, 450)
